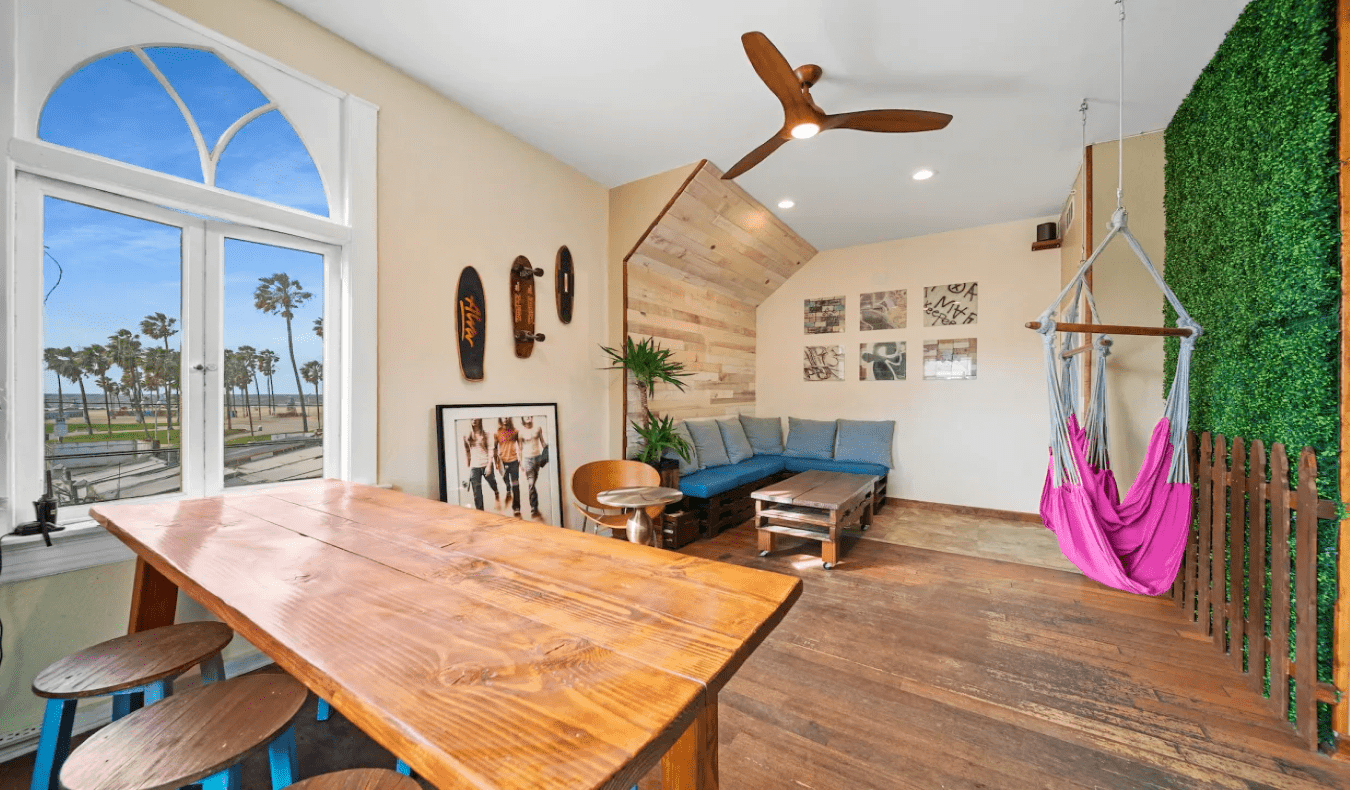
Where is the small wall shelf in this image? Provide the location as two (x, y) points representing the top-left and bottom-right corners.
(1031, 239), (1063, 252)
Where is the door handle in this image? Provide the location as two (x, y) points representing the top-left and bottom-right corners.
(192, 363), (219, 372)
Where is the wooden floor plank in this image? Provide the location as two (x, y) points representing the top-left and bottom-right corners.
(668, 525), (1350, 790)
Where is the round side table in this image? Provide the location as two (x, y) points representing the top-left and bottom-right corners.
(595, 486), (684, 547)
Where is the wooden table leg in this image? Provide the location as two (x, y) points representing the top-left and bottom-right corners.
(755, 500), (776, 556)
(128, 557), (178, 633)
(823, 511), (840, 569)
(662, 693), (718, 790)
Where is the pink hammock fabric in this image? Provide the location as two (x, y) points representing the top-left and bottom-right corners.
(1040, 415), (1192, 596)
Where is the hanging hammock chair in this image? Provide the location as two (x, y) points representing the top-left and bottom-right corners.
(1028, 0), (1202, 596)
(1033, 206), (1202, 596)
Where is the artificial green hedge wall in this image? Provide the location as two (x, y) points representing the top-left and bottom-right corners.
(1163, 0), (1339, 738)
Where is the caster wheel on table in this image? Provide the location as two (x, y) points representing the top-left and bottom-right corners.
(822, 562), (834, 570)
(758, 550), (770, 557)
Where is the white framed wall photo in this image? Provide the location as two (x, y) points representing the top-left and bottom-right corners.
(436, 403), (562, 526)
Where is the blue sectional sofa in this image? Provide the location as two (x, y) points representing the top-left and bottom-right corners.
(668, 416), (894, 537)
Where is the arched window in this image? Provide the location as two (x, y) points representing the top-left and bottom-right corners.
(3, 0), (377, 560)
(39, 46), (329, 216)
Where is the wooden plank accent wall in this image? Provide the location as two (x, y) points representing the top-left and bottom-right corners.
(621, 161), (817, 449)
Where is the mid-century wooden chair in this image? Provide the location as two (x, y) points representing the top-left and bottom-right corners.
(571, 460), (664, 537)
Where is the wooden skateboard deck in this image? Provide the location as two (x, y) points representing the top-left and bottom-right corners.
(511, 255), (545, 358)
(456, 266), (486, 381)
(555, 245), (574, 324)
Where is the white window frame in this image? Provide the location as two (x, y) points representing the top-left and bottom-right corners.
(0, 0), (379, 582)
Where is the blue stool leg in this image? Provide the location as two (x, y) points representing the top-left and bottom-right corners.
(200, 652), (226, 684)
(29, 699), (76, 790)
(142, 678), (171, 704)
(110, 689), (145, 722)
(202, 764), (242, 790)
(395, 760), (411, 776)
(266, 725), (298, 790)
(316, 698), (331, 721)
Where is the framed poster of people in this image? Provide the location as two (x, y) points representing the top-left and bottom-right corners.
(436, 403), (563, 527)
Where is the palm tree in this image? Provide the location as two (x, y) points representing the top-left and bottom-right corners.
(313, 317), (323, 338)
(143, 366), (164, 441)
(55, 347), (95, 436)
(224, 350), (254, 436)
(43, 347), (67, 435)
(79, 345), (114, 435)
(237, 345), (263, 421)
(140, 313), (178, 432)
(108, 329), (148, 437)
(257, 350), (279, 415)
(300, 360), (322, 431)
(254, 273), (313, 433)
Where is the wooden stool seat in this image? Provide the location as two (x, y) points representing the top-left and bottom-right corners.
(60, 674), (307, 790)
(286, 770), (419, 790)
(33, 622), (232, 699)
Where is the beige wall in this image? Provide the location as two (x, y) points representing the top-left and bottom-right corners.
(1, 0), (613, 740)
(1089, 132), (1167, 492)
(606, 162), (701, 457)
(756, 217), (1060, 513)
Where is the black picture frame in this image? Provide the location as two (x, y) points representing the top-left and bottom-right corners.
(435, 402), (564, 527)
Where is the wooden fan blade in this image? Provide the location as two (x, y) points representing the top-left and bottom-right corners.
(742, 31), (812, 119)
(823, 109), (953, 133)
(722, 134), (789, 180)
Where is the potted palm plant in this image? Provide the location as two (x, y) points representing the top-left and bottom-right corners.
(631, 414), (692, 467)
(600, 336), (691, 424)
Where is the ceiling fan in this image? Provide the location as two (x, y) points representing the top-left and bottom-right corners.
(722, 31), (953, 180)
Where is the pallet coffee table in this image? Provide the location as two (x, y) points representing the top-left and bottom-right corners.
(752, 469), (878, 569)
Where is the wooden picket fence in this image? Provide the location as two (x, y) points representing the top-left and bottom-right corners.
(1170, 432), (1343, 750)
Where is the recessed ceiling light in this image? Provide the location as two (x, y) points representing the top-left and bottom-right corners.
(912, 168), (935, 181)
(778, 199), (795, 209)
(790, 122), (820, 139)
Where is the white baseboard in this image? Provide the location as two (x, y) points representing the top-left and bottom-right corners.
(0, 650), (275, 764)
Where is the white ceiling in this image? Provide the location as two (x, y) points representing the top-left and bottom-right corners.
(275, 0), (1248, 251)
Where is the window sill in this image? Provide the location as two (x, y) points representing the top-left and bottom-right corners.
(0, 519), (135, 584)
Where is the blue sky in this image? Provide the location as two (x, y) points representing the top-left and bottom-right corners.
(40, 47), (327, 397)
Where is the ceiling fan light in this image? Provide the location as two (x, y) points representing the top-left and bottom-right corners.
(790, 122), (820, 139)
(912, 169), (935, 181)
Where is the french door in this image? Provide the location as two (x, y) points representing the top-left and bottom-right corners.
(12, 173), (340, 525)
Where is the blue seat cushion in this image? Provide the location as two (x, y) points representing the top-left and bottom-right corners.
(834, 419), (895, 468)
(680, 455), (787, 499)
(784, 417), (836, 460)
(783, 457), (890, 477)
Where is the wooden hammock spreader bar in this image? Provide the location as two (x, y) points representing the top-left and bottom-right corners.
(1061, 337), (1113, 359)
(1026, 321), (1195, 338)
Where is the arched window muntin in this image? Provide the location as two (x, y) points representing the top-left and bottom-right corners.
(36, 43), (333, 218)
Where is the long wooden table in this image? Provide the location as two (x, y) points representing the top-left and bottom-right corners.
(90, 480), (801, 790)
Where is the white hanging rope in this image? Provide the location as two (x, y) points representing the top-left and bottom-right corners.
(1116, 0), (1125, 209)
(1036, 0), (1202, 488)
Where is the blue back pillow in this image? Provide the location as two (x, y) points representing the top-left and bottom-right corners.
(739, 415), (784, 455)
(784, 417), (836, 460)
(664, 420), (701, 475)
(717, 417), (755, 464)
(834, 419), (894, 468)
(685, 418), (731, 468)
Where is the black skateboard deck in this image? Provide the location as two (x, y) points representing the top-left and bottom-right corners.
(457, 266), (486, 381)
(556, 245), (574, 324)
(511, 255), (545, 358)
